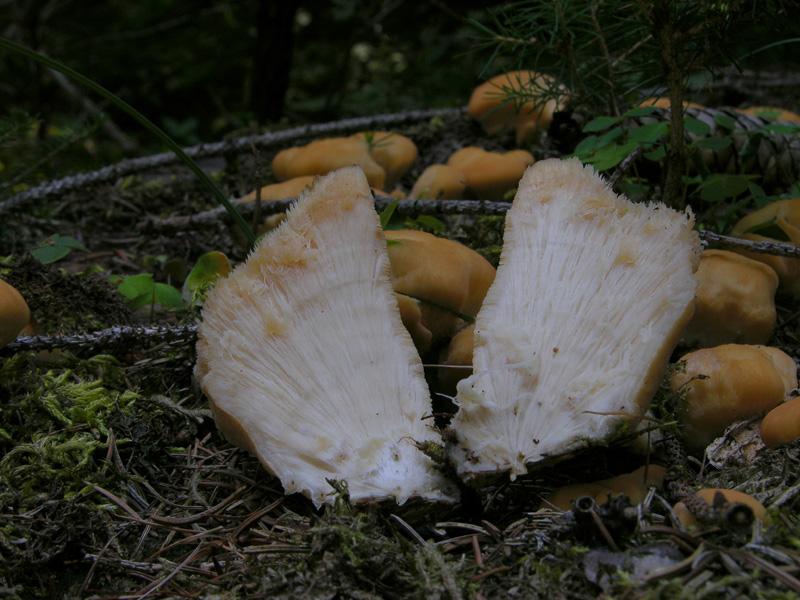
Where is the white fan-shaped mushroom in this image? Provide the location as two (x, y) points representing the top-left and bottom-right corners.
(448, 158), (700, 480)
(195, 167), (458, 507)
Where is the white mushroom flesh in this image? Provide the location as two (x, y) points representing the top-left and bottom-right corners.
(195, 167), (458, 507)
(448, 158), (700, 479)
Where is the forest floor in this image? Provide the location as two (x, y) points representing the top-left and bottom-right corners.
(1, 68), (800, 599)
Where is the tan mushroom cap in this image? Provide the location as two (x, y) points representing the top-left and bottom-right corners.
(240, 176), (317, 203)
(409, 164), (466, 200)
(272, 137), (387, 189)
(683, 249), (779, 347)
(447, 147), (534, 201)
(544, 465), (666, 511)
(352, 132), (417, 190)
(671, 344), (798, 453)
(760, 395), (800, 448)
(738, 106), (800, 123)
(673, 488), (771, 529)
(385, 230), (495, 355)
(385, 230), (495, 318)
(729, 198), (800, 296)
(467, 70), (567, 144)
(0, 279), (30, 348)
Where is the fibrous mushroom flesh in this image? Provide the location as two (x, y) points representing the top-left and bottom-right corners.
(448, 157), (700, 480)
(195, 167), (458, 507)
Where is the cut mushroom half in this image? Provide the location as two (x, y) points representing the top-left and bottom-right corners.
(448, 158), (701, 480)
(195, 167), (458, 507)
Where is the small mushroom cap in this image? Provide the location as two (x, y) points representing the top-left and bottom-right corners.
(738, 106), (800, 123)
(544, 465), (666, 511)
(673, 488), (770, 529)
(448, 157), (700, 480)
(271, 137), (387, 189)
(729, 197), (800, 296)
(409, 164), (466, 200)
(385, 230), (495, 356)
(0, 279), (30, 348)
(761, 395), (800, 448)
(683, 249), (779, 347)
(447, 147), (534, 201)
(352, 131), (417, 190)
(671, 344), (798, 453)
(240, 176), (317, 203)
(385, 229), (496, 319)
(467, 71), (567, 144)
(196, 167), (458, 507)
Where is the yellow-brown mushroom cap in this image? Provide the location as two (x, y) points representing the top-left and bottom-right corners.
(673, 488), (771, 529)
(544, 465), (666, 511)
(409, 164), (466, 200)
(352, 131), (417, 190)
(683, 249), (779, 347)
(0, 279), (30, 348)
(240, 176), (317, 203)
(671, 344), (798, 453)
(738, 106), (800, 123)
(761, 395), (800, 448)
(730, 198), (800, 296)
(467, 71), (567, 144)
(271, 137), (386, 189)
(447, 147), (534, 201)
(385, 229), (496, 318)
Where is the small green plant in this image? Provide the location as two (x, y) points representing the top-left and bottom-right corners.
(181, 250), (231, 307)
(113, 273), (183, 317)
(29, 233), (89, 264)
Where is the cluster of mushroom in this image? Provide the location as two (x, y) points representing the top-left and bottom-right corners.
(238, 69), (570, 226)
(196, 158), (707, 507)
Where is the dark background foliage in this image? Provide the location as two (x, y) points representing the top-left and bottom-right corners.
(0, 0), (502, 169)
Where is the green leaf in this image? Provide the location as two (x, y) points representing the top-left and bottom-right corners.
(182, 251), (231, 305)
(644, 146), (666, 161)
(30, 234), (89, 264)
(698, 174), (750, 203)
(379, 198), (399, 229)
(595, 126), (624, 149)
(127, 291), (155, 310)
(586, 141), (638, 171)
(684, 118), (711, 136)
(117, 273), (154, 300)
(582, 116), (620, 132)
(30, 245), (71, 264)
(712, 112), (737, 130)
(692, 137), (733, 149)
(414, 215), (446, 233)
(628, 122), (668, 144)
(573, 134), (600, 155)
(153, 283), (184, 309)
